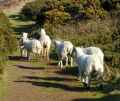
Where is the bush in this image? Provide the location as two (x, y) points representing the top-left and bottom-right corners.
(0, 10), (17, 73)
(21, 0), (108, 24)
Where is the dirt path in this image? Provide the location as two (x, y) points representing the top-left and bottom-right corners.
(5, 59), (106, 101)
(5, 59), (120, 101)
(5, 61), (85, 101)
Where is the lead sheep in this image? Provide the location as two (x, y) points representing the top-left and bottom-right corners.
(82, 47), (104, 66)
(72, 47), (104, 88)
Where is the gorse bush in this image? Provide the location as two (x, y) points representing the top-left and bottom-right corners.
(21, 0), (108, 24)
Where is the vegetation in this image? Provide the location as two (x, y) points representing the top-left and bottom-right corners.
(20, 0), (120, 68)
(0, 1), (119, 100)
(0, 10), (17, 75)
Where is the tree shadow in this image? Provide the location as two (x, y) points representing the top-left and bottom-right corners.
(72, 94), (120, 101)
(15, 75), (113, 93)
(9, 14), (32, 22)
(13, 24), (35, 33)
(15, 79), (97, 92)
(55, 66), (78, 76)
(9, 13), (36, 34)
(9, 14), (22, 20)
(14, 74), (119, 93)
(48, 61), (58, 66)
(8, 56), (28, 61)
(15, 64), (45, 70)
(23, 75), (76, 82)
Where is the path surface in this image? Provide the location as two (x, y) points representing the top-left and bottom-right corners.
(5, 59), (120, 101)
(5, 61), (89, 101)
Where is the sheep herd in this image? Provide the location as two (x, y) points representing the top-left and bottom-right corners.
(20, 28), (104, 88)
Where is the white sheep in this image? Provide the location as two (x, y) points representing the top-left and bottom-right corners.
(72, 47), (104, 88)
(53, 40), (73, 69)
(82, 47), (104, 66)
(39, 28), (51, 60)
(21, 32), (42, 60)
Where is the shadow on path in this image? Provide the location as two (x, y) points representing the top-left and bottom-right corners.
(23, 76), (77, 82)
(8, 56), (28, 61)
(14, 75), (115, 93)
(15, 64), (45, 70)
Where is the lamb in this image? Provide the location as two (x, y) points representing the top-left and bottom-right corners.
(72, 47), (104, 88)
(53, 40), (73, 69)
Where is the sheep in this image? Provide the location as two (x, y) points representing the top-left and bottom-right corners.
(39, 28), (51, 60)
(20, 32), (42, 60)
(82, 47), (104, 67)
(53, 40), (73, 69)
(72, 47), (104, 88)
(20, 32), (31, 57)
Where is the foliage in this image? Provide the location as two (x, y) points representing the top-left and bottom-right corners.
(21, 0), (108, 24)
(21, 0), (120, 67)
(0, 10), (17, 73)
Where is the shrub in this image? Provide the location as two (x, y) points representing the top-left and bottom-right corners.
(0, 10), (17, 74)
(21, 0), (108, 24)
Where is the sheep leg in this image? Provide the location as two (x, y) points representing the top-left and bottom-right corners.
(58, 61), (60, 67)
(40, 49), (42, 59)
(46, 48), (50, 61)
(47, 47), (50, 61)
(70, 57), (73, 67)
(41, 48), (44, 57)
(58, 60), (63, 69)
(25, 50), (28, 57)
(61, 61), (63, 69)
(46, 49), (49, 60)
(43, 49), (45, 57)
(45, 48), (48, 59)
(21, 49), (25, 57)
(44, 48), (46, 58)
(65, 57), (68, 66)
(77, 66), (81, 80)
(83, 75), (90, 89)
(27, 51), (30, 60)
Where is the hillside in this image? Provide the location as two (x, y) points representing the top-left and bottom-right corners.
(20, 0), (120, 67)
(0, 0), (120, 101)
